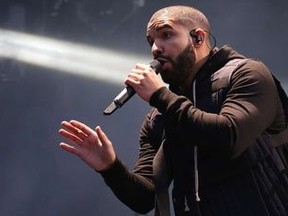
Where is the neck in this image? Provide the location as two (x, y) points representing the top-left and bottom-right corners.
(181, 51), (210, 89)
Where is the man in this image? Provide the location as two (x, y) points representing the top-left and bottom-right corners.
(59, 5), (288, 216)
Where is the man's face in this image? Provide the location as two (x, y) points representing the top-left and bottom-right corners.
(146, 14), (196, 86)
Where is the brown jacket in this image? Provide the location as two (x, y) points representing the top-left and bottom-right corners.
(101, 45), (288, 215)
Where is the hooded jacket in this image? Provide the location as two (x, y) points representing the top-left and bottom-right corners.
(101, 45), (288, 216)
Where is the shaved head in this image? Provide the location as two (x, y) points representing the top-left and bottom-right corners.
(147, 5), (211, 32)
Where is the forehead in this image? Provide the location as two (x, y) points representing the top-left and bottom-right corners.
(146, 9), (179, 35)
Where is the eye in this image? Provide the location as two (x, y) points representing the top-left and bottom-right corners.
(146, 36), (154, 47)
(146, 28), (174, 47)
(162, 30), (173, 40)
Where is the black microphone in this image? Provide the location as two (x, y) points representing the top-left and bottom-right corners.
(103, 59), (161, 115)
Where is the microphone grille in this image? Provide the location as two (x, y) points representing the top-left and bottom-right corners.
(149, 59), (162, 74)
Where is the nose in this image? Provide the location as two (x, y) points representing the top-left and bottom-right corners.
(151, 41), (163, 57)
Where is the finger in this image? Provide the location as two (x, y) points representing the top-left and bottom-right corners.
(126, 78), (140, 87)
(59, 142), (81, 157)
(135, 63), (157, 74)
(130, 67), (154, 80)
(60, 121), (86, 136)
(59, 128), (83, 144)
(125, 74), (141, 88)
(61, 120), (91, 141)
(61, 120), (87, 133)
(69, 120), (95, 136)
(135, 63), (148, 70)
(95, 126), (111, 148)
(129, 69), (143, 78)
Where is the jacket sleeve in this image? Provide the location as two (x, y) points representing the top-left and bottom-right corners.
(149, 60), (279, 159)
(100, 109), (161, 214)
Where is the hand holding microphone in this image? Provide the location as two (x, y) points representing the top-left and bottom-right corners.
(125, 60), (164, 102)
(103, 60), (162, 115)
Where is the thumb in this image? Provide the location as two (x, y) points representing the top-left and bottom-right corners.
(95, 126), (112, 147)
(95, 126), (116, 166)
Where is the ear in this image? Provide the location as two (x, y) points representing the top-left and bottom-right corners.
(190, 29), (205, 45)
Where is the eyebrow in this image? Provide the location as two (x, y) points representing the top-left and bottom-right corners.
(153, 23), (173, 31)
(147, 23), (173, 37)
(146, 24), (174, 45)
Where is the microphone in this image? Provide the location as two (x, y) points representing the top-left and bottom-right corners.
(103, 59), (161, 115)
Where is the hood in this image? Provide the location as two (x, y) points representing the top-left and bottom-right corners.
(169, 44), (245, 94)
(201, 44), (246, 74)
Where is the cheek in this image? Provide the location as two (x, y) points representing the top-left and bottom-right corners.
(169, 39), (191, 61)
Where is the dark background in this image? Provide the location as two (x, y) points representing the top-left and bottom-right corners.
(0, 0), (287, 216)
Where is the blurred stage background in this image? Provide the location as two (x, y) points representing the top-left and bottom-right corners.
(0, 0), (287, 215)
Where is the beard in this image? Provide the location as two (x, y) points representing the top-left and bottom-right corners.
(160, 41), (196, 87)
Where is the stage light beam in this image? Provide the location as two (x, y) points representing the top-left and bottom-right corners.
(0, 28), (150, 84)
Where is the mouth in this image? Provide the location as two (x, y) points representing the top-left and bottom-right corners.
(156, 57), (169, 66)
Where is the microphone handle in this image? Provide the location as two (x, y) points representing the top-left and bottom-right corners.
(114, 85), (135, 108)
